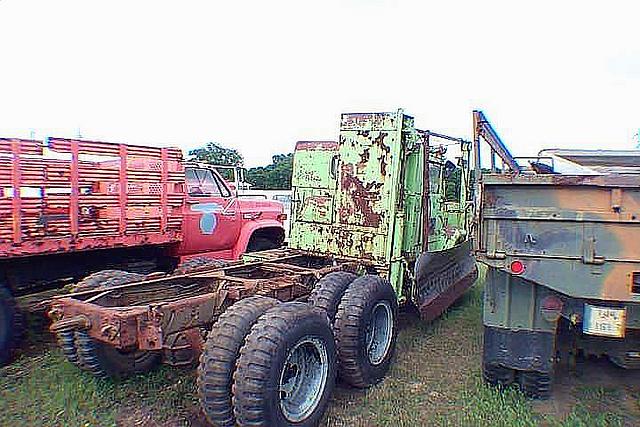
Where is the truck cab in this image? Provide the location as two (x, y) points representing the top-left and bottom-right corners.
(179, 163), (285, 260)
(288, 110), (477, 319)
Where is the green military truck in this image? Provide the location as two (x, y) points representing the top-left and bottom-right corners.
(48, 109), (477, 426)
(474, 110), (640, 398)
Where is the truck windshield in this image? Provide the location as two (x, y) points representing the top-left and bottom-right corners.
(185, 168), (231, 197)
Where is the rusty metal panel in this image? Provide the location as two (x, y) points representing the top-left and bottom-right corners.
(289, 141), (338, 232)
(289, 111), (408, 265)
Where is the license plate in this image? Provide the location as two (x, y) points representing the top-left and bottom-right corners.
(583, 304), (626, 338)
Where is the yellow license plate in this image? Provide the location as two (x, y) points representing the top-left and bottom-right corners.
(583, 304), (626, 338)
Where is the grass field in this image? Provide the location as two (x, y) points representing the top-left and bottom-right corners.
(2, 281), (639, 426)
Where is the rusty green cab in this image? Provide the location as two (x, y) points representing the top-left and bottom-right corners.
(289, 110), (477, 318)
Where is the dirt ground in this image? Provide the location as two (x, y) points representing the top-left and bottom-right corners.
(534, 358), (640, 425)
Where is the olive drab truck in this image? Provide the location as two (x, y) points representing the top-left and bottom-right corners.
(474, 110), (640, 399)
(48, 109), (477, 426)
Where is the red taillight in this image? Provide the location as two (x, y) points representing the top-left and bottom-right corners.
(510, 260), (525, 275)
(541, 295), (563, 322)
(277, 213), (288, 222)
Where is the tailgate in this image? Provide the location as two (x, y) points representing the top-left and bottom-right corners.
(478, 174), (640, 300)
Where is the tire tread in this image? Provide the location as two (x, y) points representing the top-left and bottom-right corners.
(233, 302), (334, 426)
(198, 295), (279, 427)
(308, 272), (357, 322)
(334, 275), (397, 388)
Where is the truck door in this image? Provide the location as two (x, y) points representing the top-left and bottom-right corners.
(288, 141), (339, 251)
(182, 166), (241, 256)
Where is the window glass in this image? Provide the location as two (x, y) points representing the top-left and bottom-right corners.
(212, 172), (232, 198)
(215, 167), (234, 182)
(186, 168), (223, 197)
(429, 164), (441, 194)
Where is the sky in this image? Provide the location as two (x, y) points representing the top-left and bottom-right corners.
(0, 0), (639, 167)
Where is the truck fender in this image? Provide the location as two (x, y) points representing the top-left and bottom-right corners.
(232, 220), (285, 258)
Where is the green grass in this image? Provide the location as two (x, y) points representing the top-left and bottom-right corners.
(0, 351), (199, 427)
(1, 275), (636, 426)
(323, 279), (632, 427)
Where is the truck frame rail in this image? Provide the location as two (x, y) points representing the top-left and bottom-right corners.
(49, 249), (359, 365)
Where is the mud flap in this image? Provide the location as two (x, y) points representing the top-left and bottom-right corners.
(414, 240), (477, 321)
(483, 326), (556, 372)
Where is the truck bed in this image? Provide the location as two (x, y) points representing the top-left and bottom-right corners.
(478, 173), (640, 301)
(0, 137), (185, 258)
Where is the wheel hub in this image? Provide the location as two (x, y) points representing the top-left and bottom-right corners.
(365, 301), (393, 365)
(279, 337), (328, 422)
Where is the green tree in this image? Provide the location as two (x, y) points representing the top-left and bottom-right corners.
(246, 153), (293, 190)
(188, 142), (244, 166)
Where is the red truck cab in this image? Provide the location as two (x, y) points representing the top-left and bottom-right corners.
(179, 163), (285, 260)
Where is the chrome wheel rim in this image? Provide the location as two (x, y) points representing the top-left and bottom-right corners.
(279, 337), (329, 422)
(366, 301), (393, 365)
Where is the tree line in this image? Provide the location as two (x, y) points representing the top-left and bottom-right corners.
(188, 142), (293, 190)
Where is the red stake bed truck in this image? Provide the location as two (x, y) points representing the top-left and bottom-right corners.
(0, 136), (286, 364)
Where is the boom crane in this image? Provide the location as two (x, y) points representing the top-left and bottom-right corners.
(473, 110), (520, 175)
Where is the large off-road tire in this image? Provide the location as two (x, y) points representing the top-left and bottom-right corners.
(0, 286), (17, 366)
(57, 330), (82, 368)
(58, 270), (146, 369)
(333, 275), (398, 388)
(308, 271), (358, 323)
(482, 361), (515, 388)
(72, 270), (145, 292)
(198, 296), (280, 427)
(175, 257), (229, 275)
(233, 302), (337, 427)
(75, 331), (160, 378)
(519, 370), (552, 399)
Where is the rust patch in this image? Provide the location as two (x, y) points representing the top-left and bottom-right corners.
(308, 195), (331, 217)
(294, 141), (338, 151)
(339, 163), (383, 228)
(357, 148), (370, 174)
(374, 133), (391, 176)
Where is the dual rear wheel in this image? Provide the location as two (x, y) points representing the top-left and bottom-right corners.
(198, 273), (398, 426)
(199, 298), (336, 427)
(483, 363), (552, 399)
(482, 358), (552, 399)
(58, 270), (160, 377)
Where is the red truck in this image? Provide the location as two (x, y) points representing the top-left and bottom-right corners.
(0, 137), (285, 364)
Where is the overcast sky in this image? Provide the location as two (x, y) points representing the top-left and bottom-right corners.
(1, 0), (639, 167)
